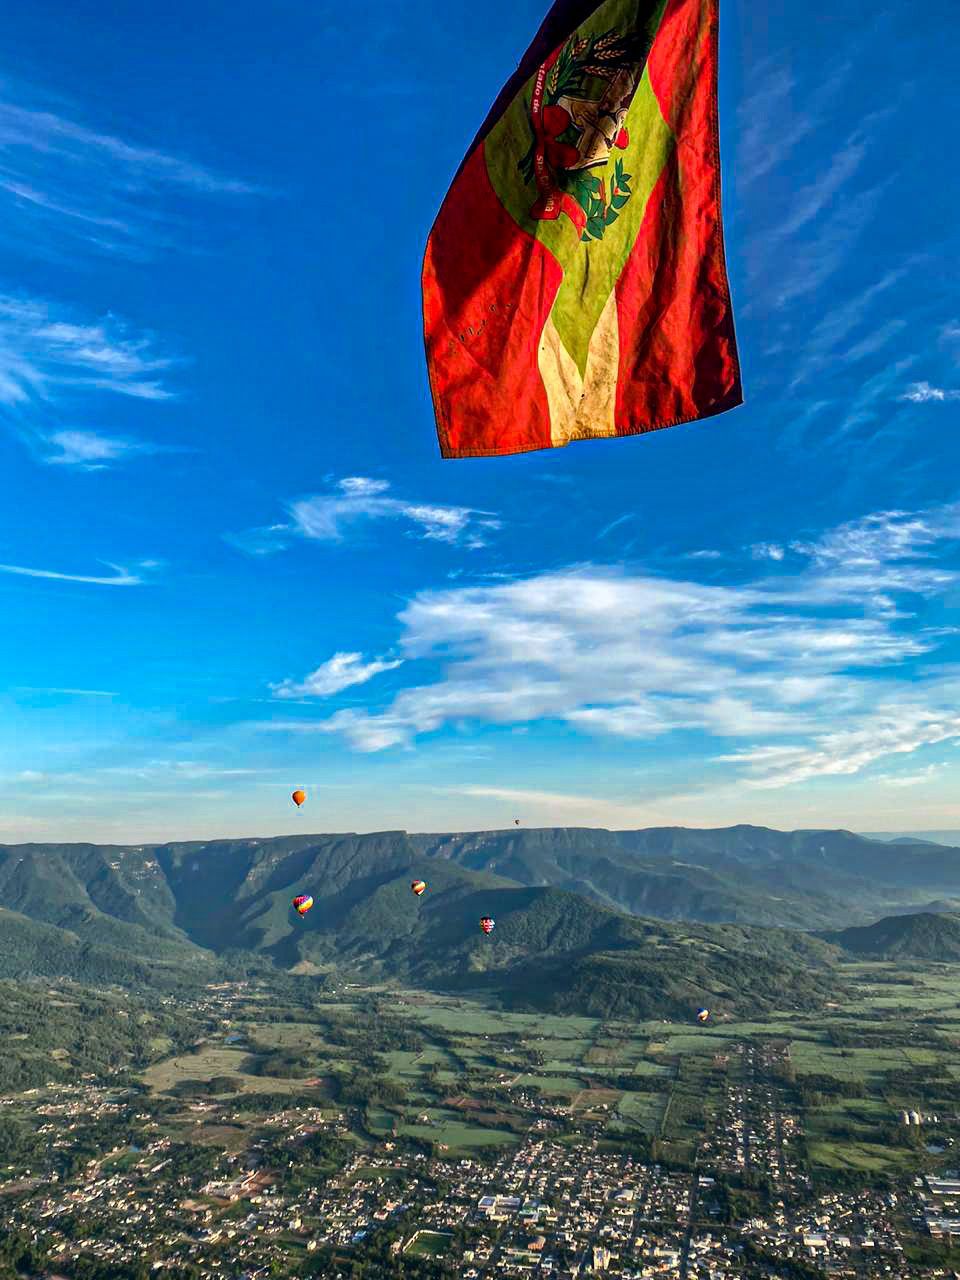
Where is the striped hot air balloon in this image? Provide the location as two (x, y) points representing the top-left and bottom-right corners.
(291, 789), (306, 807)
(479, 916), (495, 935)
(292, 894), (313, 917)
(411, 880), (427, 897)
(696, 1008), (709, 1024)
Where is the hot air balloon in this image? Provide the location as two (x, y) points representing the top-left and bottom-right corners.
(291, 789), (306, 807)
(479, 916), (495, 935)
(696, 1008), (709, 1024)
(514, 818), (520, 826)
(292, 895), (313, 917)
(411, 880), (427, 897)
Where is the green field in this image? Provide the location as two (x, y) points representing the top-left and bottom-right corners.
(142, 1045), (318, 1096)
(405, 1230), (453, 1258)
(130, 961), (960, 1183)
(807, 1140), (906, 1172)
(616, 1090), (666, 1131)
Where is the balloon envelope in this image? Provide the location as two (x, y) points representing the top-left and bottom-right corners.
(411, 880), (427, 897)
(479, 916), (495, 934)
(696, 1008), (709, 1023)
(292, 789), (306, 807)
(292, 894), (314, 917)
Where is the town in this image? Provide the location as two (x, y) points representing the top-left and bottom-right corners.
(0, 1041), (951, 1280)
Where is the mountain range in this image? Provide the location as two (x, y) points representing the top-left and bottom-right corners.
(2, 825), (959, 1017)
(863, 831), (960, 847)
(823, 912), (960, 962)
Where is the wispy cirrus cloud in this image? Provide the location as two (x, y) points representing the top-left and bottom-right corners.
(230, 476), (501, 554)
(13, 686), (115, 697)
(0, 294), (176, 405)
(737, 57), (854, 188)
(875, 763), (946, 788)
(791, 505), (960, 574)
(254, 503), (960, 791)
(741, 64), (892, 312)
(720, 708), (960, 789)
(43, 429), (170, 469)
(270, 651), (403, 700)
(0, 293), (180, 465)
(442, 784), (666, 826)
(0, 80), (261, 261)
(0, 559), (156, 586)
(733, 48), (951, 464)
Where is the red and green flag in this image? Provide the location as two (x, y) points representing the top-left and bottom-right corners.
(422, 0), (741, 458)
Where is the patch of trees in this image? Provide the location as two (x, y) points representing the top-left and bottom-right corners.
(741, 1240), (828, 1279)
(169, 1074), (244, 1097)
(793, 1074), (866, 1106)
(0, 980), (206, 1091)
(231, 1090), (320, 1113)
(335, 1069), (407, 1109)
(0, 1229), (48, 1280)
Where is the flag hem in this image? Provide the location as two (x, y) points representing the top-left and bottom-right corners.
(437, 384), (742, 459)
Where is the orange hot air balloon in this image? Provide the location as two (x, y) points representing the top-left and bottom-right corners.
(292, 895), (313, 917)
(411, 880), (427, 897)
(292, 789), (306, 807)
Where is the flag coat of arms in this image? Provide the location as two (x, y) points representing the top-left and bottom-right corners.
(422, 0), (741, 458)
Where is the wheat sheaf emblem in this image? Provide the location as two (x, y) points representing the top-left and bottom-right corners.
(521, 27), (649, 242)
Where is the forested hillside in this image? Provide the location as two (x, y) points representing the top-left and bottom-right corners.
(1, 824), (956, 1018)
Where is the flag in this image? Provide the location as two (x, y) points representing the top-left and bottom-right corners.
(422, 0), (741, 458)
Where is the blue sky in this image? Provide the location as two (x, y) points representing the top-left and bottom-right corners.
(2, 0), (959, 842)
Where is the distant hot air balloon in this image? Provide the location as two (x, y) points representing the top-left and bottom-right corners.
(514, 818), (520, 826)
(292, 894), (313, 917)
(696, 1008), (709, 1024)
(411, 880), (427, 897)
(292, 789), (306, 807)
(479, 916), (495, 935)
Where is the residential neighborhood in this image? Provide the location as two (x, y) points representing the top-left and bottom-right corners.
(0, 1040), (951, 1279)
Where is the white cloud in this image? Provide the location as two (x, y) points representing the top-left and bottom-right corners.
(900, 380), (960, 403)
(259, 502), (960, 786)
(338, 476), (390, 497)
(0, 559), (153, 586)
(749, 543), (785, 562)
(43, 429), (166, 469)
(233, 476), (501, 554)
(270, 652), (403, 699)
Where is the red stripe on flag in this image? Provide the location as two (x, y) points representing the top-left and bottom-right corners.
(423, 146), (562, 459)
(614, 0), (740, 435)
